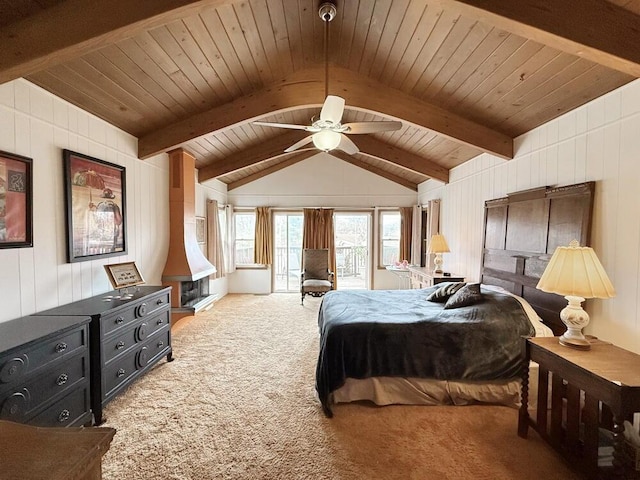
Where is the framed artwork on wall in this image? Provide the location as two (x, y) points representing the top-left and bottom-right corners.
(104, 261), (145, 289)
(0, 151), (33, 249)
(63, 149), (127, 262)
(196, 216), (206, 244)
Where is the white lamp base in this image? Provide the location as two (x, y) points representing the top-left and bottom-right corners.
(433, 253), (444, 274)
(559, 295), (591, 350)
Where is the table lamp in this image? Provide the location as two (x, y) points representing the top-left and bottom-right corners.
(427, 233), (450, 274)
(536, 240), (615, 350)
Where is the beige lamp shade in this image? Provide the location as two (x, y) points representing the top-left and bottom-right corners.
(427, 234), (450, 254)
(536, 240), (615, 350)
(536, 240), (616, 299)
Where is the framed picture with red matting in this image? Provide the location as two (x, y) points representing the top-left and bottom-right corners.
(0, 151), (33, 249)
(63, 149), (127, 262)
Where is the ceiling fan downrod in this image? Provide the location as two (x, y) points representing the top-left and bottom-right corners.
(319, 2), (336, 98)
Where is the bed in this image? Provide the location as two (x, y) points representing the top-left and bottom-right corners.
(316, 285), (552, 416)
(315, 182), (595, 417)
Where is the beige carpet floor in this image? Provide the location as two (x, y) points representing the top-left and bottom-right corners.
(101, 293), (580, 480)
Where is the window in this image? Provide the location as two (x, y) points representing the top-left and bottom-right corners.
(379, 211), (400, 267)
(234, 210), (255, 265)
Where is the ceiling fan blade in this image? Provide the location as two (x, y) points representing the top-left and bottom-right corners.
(343, 121), (403, 134)
(284, 135), (314, 153)
(254, 121), (312, 131)
(320, 95), (345, 123)
(337, 134), (359, 155)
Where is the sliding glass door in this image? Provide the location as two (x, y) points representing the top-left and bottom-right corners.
(334, 212), (371, 290)
(273, 212), (303, 292)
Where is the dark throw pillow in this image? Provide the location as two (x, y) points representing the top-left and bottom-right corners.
(426, 282), (466, 302)
(443, 283), (483, 309)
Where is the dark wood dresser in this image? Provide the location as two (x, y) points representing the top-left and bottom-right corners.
(0, 315), (92, 427)
(37, 286), (173, 425)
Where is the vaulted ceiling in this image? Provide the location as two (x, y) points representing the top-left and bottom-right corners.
(1, 1), (639, 191)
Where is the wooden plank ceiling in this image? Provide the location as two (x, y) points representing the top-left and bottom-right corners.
(1, 0), (639, 191)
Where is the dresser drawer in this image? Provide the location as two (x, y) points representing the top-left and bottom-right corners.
(103, 350), (139, 398)
(0, 328), (87, 386)
(0, 354), (88, 422)
(29, 386), (90, 427)
(139, 329), (171, 368)
(103, 328), (171, 400)
(101, 292), (170, 337)
(103, 310), (171, 365)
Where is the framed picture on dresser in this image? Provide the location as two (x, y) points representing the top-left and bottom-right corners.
(104, 261), (145, 289)
(0, 151), (33, 249)
(63, 149), (127, 262)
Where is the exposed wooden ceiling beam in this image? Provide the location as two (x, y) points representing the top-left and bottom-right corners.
(227, 151), (316, 191)
(354, 136), (449, 183)
(0, 0), (232, 84)
(199, 131), (307, 182)
(138, 67), (513, 160)
(329, 151), (418, 192)
(437, 0), (640, 77)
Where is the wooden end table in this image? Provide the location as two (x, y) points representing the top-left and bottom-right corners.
(519, 336), (640, 479)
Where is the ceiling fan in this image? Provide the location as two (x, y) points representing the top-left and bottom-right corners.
(253, 2), (402, 155)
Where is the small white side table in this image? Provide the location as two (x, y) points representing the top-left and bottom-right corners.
(385, 265), (411, 289)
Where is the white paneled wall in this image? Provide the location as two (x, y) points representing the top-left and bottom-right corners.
(0, 79), (170, 323)
(221, 152), (418, 293)
(419, 78), (640, 353)
(228, 153), (417, 208)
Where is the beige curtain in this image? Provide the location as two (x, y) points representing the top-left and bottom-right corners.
(225, 204), (236, 273)
(302, 208), (336, 289)
(425, 199), (441, 269)
(410, 205), (422, 266)
(206, 200), (225, 279)
(254, 206), (273, 265)
(399, 207), (413, 263)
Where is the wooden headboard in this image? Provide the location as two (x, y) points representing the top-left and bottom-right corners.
(480, 182), (595, 335)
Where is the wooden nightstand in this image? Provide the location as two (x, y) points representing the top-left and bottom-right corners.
(519, 336), (640, 479)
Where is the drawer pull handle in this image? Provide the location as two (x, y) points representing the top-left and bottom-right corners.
(55, 342), (67, 353)
(116, 341), (126, 350)
(136, 303), (148, 317)
(58, 409), (70, 423)
(117, 368), (126, 378)
(156, 299), (163, 305)
(158, 341), (164, 348)
(56, 373), (68, 386)
(115, 316), (124, 325)
(157, 318), (164, 325)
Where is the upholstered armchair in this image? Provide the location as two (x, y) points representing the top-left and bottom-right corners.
(300, 248), (334, 304)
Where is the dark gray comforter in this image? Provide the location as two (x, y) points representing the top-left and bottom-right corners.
(315, 286), (535, 416)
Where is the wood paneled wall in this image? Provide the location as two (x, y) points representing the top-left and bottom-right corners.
(419, 78), (640, 354)
(0, 79), (170, 323)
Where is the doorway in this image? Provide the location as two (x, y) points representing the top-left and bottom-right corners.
(273, 212), (303, 292)
(334, 212), (371, 290)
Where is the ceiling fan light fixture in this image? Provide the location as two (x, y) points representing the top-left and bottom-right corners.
(312, 130), (341, 151)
